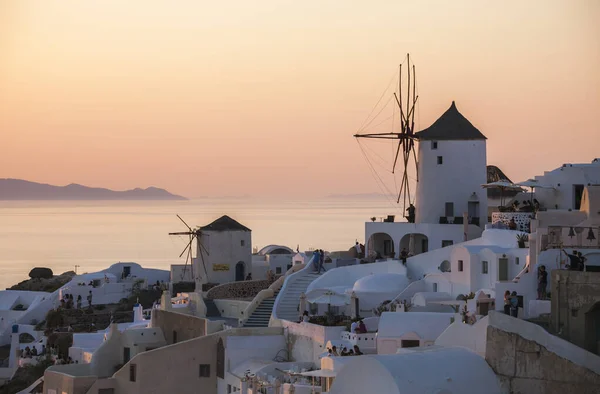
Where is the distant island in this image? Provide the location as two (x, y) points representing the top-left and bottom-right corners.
(0, 179), (187, 200)
(326, 192), (385, 199)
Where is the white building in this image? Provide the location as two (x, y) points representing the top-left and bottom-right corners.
(366, 102), (487, 260)
(251, 245), (295, 279)
(329, 347), (503, 394)
(376, 312), (455, 354)
(195, 215), (253, 286)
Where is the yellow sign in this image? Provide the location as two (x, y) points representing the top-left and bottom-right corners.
(213, 264), (230, 272)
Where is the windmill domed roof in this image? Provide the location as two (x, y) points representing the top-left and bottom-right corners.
(415, 101), (487, 141)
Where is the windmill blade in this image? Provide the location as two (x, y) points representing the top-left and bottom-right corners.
(181, 244), (190, 279)
(391, 139), (403, 174)
(199, 240), (210, 256)
(177, 214), (192, 231)
(178, 236), (193, 258)
(199, 244), (209, 280)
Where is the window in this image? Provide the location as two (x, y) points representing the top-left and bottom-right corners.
(98, 390), (115, 394)
(431, 141), (438, 150)
(228, 384), (232, 393)
(275, 267), (282, 274)
(445, 202), (454, 217)
(401, 339), (420, 348)
(241, 240), (245, 246)
(442, 240), (453, 247)
(437, 156), (443, 165)
(216, 338), (225, 379)
(458, 260), (464, 272)
(173, 330), (178, 344)
(199, 364), (211, 378)
(574, 184), (584, 209)
(432, 283), (438, 292)
(482, 261), (489, 274)
(515, 257), (520, 265)
(129, 364), (136, 382)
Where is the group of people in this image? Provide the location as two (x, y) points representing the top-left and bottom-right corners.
(313, 249), (326, 273)
(563, 249), (587, 271)
(350, 319), (367, 334)
(20, 345), (43, 358)
(59, 293), (86, 309)
(503, 290), (520, 317)
(327, 345), (363, 357)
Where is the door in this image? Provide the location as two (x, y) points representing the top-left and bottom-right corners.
(421, 239), (428, 253)
(498, 258), (509, 281)
(383, 240), (393, 257)
(123, 266), (131, 278)
(445, 202), (454, 217)
(468, 201), (479, 219)
(123, 347), (130, 363)
(235, 262), (245, 281)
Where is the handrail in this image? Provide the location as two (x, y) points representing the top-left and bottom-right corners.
(238, 263), (306, 326)
(271, 256), (316, 323)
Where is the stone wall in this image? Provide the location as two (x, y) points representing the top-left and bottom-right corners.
(151, 309), (207, 345)
(485, 311), (600, 394)
(551, 270), (600, 354)
(205, 278), (277, 300)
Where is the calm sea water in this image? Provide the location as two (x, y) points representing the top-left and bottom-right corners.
(0, 198), (398, 290)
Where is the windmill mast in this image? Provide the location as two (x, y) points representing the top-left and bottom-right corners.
(169, 215), (210, 285)
(354, 53), (419, 215)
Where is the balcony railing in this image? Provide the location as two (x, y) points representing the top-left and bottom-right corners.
(340, 331), (377, 351)
(542, 226), (600, 250)
(491, 212), (532, 232)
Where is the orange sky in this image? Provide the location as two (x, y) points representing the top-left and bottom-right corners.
(1, 0), (599, 198)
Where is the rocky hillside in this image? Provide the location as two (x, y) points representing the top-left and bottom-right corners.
(8, 271), (76, 292)
(486, 165), (520, 198)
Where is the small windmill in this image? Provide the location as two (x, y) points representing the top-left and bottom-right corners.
(354, 53), (419, 213)
(169, 215), (210, 282)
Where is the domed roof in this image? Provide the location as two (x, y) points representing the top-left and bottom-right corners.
(257, 244), (294, 255)
(352, 273), (409, 294)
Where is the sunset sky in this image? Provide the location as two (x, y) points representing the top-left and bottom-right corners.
(1, 0), (598, 198)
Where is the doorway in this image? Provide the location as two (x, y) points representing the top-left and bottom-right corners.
(445, 202), (454, 217)
(235, 262), (245, 281)
(585, 302), (600, 355)
(498, 258), (509, 281)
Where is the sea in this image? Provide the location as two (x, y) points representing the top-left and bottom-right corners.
(0, 197), (399, 290)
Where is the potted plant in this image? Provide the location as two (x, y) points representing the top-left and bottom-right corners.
(516, 233), (529, 248)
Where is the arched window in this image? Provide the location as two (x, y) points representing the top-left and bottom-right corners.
(439, 260), (451, 272)
(216, 338), (225, 379)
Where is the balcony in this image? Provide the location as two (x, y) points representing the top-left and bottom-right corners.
(340, 331), (377, 352)
(542, 226), (599, 250)
(438, 216), (480, 226)
(491, 212), (532, 232)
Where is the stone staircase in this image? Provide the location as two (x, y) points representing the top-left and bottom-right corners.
(274, 269), (322, 322)
(242, 290), (280, 328)
(204, 298), (221, 318)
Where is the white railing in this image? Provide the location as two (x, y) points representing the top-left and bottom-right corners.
(543, 226), (600, 250)
(340, 331), (377, 351)
(491, 212), (532, 232)
(239, 263), (306, 326)
(271, 257), (317, 323)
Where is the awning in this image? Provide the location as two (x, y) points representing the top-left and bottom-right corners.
(299, 369), (337, 378)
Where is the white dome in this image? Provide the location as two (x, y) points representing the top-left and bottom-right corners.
(353, 273), (409, 294)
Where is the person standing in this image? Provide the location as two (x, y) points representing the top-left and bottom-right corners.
(313, 250), (321, 272)
(537, 265), (548, 300)
(503, 290), (511, 315)
(510, 291), (519, 317)
(319, 249), (325, 273)
(400, 248), (408, 266)
(87, 291), (93, 309)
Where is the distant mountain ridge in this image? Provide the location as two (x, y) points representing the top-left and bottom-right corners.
(0, 179), (187, 200)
